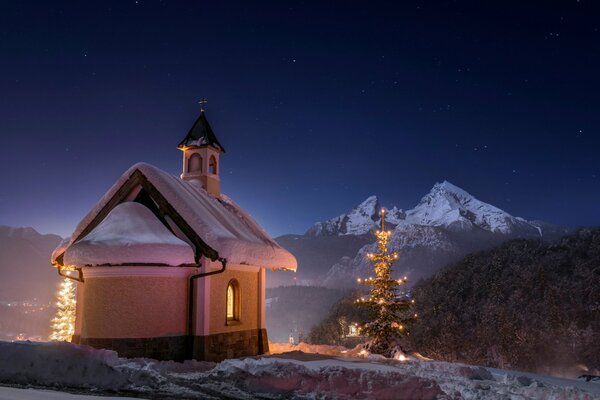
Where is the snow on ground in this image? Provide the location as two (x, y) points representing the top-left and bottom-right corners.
(1, 340), (599, 399)
(0, 386), (138, 400)
(269, 341), (362, 357)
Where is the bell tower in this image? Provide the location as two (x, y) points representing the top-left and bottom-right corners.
(178, 99), (226, 197)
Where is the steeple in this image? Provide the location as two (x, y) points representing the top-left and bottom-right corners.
(177, 111), (226, 152)
(178, 101), (225, 197)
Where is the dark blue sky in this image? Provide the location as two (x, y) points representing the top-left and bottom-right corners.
(1, 1), (599, 238)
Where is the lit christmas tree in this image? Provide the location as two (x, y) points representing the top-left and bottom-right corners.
(49, 277), (76, 341)
(356, 208), (415, 356)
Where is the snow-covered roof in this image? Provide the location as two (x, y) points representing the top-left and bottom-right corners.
(52, 162), (297, 271)
(64, 202), (195, 267)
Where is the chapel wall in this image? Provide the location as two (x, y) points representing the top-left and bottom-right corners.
(80, 273), (188, 339)
(208, 268), (259, 335)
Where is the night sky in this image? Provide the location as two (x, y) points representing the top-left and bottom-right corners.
(1, 1), (599, 238)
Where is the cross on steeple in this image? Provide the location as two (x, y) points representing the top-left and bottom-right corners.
(199, 97), (208, 113)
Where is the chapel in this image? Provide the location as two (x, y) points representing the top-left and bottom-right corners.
(51, 104), (297, 361)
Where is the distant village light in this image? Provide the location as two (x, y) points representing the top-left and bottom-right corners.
(347, 323), (360, 337)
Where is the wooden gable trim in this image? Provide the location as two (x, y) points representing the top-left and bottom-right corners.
(136, 172), (219, 262)
(132, 188), (176, 236)
(55, 168), (219, 266)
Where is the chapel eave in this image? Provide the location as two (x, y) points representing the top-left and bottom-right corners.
(52, 162), (297, 272)
(52, 167), (220, 267)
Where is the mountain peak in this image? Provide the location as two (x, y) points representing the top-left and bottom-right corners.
(306, 196), (404, 237)
(431, 181), (471, 197)
(358, 195), (379, 207)
(434, 180), (458, 190)
(353, 195), (380, 217)
(0, 226), (42, 240)
(406, 181), (543, 234)
(308, 181), (550, 237)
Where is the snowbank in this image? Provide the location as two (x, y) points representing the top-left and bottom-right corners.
(0, 341), (128, 390)
(269, 341), (416, 362)
(0, 341), (213, 393)
(1, 341), (598, 399)
(0, 386), (138, 400)
(269, 341), (363, 357)
(210, 357), (443, 399)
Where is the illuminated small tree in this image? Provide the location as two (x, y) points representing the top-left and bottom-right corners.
(49, 277), (76, 342)
(356, 208), (415, 356)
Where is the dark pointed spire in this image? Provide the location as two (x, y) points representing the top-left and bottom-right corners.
(177, 104), (226, 152)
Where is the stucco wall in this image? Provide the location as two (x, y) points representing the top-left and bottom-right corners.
(208, 268), (259, 335)
(74, 281), (85, 337)
(81, 275), (187, 339)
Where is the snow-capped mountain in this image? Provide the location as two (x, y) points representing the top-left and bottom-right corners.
(307, 181), (547, 238)
(306, 196), (404, 236)
(401, 181), (544, 235)
(273, 181), (570, 288)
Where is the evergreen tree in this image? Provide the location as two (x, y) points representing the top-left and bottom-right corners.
(49, 277), (76, 341)
(356, 208), (415, 356)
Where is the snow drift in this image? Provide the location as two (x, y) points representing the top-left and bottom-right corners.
(1, 341), (598, 399)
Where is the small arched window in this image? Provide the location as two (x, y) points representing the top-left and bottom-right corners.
(226, 279), (240, 323)
(187, 153), (202, 173)
(209, 155), (217, 175)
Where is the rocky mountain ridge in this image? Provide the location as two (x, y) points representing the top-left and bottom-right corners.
(274, 181), (570, 288)
(307, 181), (554, 239)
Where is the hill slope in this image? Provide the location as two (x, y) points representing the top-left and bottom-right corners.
(0, 226), (63, 302)
(269, 234), (373, 287)
(409, 229), (600, 375)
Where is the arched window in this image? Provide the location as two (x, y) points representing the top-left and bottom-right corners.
(209, 155), (217, 175)
(187, 153), (202, 173)
(226, 279), (240, 323)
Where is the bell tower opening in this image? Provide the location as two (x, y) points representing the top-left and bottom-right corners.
(187, 153), (203, 174)
(209, 155), (217, 175)
(177, 99), (226, 197)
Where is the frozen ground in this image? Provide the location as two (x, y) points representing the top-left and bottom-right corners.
(0, 386), (139, 400)
(0, 340), (598, 399)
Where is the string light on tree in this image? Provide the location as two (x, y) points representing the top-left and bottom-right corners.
(49, 276), (76, 341)
(355, 208), (415, 356)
